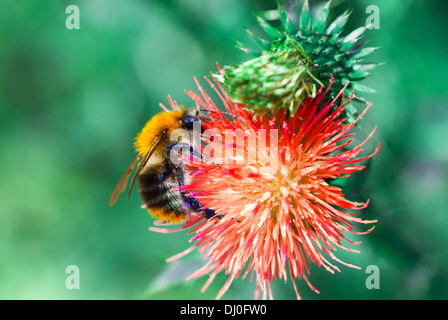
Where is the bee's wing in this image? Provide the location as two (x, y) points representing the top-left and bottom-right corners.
(126, 131), (167, 199)
(109, 154), (142, 206)
(109, 131), (167, 207)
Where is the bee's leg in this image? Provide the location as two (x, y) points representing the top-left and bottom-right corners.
(183, 196), (202, 211)
(166, 142), (220, 220)
(183, 197), (221, 220)
(166, 142), (202, 162)
(202, 208), (222, 219)
(182, 191), (222, 220)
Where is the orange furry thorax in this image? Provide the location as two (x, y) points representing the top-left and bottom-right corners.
(134, 110), (184, 155)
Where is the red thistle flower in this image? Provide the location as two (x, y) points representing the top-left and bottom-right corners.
(151, 73), (380, 300)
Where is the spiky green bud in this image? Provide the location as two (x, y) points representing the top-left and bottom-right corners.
(217, 1), (379, 121)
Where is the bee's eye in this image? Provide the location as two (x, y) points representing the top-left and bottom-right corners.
(183, 116), (198, 130)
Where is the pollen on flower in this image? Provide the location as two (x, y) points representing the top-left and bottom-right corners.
(150, 71), (379, 300)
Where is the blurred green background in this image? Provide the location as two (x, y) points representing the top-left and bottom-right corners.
(1, 0), (447, 300)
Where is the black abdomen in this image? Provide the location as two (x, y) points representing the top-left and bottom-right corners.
(138, 151), (217, 220)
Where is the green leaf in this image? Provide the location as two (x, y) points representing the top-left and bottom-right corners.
(254, 13), (280, 40)
(352, 94), (368, 104)
(278, 4), (296, 35)
(345, 102), (358, 116)
(353, 62), (377, 72)
(344, 26), (366, 43)
(341, 77), (351, 85)
(314, 1), (332, 34)
(300, 0), (311, 32)
(352, 83), (376, 94)
(349, 69), (371, 80)
(142, 260), (205, 298)
(350, 46), (380, 60)
(233, 38), (259, 56)
(245, 27), (271, 51)
(326, 11), (350, 36)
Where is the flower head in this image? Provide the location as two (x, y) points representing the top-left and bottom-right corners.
(151, 74), (379, 299)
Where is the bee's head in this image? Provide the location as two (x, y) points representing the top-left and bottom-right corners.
(181, 108), (200, 130)
(181, 115), (198, 130)
(135, 108), (202, 155)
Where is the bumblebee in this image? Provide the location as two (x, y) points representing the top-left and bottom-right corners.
(109, 107), (215, 223)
